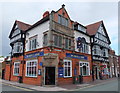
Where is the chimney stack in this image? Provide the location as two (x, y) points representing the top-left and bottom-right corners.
(43, 11), (49, 18)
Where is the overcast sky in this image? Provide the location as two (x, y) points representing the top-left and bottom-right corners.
(0, 2), (118, 56)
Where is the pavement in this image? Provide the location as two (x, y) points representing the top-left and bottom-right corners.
(1, 77), (118, 91)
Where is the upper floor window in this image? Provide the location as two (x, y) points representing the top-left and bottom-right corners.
(58, 15), (68, 27)
(103, 48), (108, 57)
(53, 34), (62, 47)
(13, 42), (23, 53)
(78, 25), (86, 33)
(43, 34), (48, 46)
(65, 38), (71, 49)
(29, 36), (37, 51)
(77, 37), (88, 54)
(93, 45), (101, 56)
(14, 62), (20, 76)
(12, 29), (20, 37)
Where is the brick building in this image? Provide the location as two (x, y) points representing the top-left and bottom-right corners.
(4, 4), (111, 86)
(109, 50), (119, 77)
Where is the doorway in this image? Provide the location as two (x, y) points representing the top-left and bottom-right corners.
(45, 67), (55, 85)
(95, 67), (98, 79)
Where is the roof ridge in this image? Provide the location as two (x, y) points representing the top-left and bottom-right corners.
(86, 20), (103, 27)
(16, 20), (31, 26)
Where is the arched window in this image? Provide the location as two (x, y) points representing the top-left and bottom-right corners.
(77, 37), (89, 54)
(80, 62), (90, 76)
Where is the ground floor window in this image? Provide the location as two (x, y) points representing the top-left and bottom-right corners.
(79, 62), (90, 76)
(26, 59), (37, 77)
(14, 62), (20, 76)
(64, 59), (72, 77)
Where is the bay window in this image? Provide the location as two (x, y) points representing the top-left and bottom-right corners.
(53, 34), (62, 47)
(13, 42), (23, 53)
(26, 60), (37, 77)
(64, 60), (72, 77)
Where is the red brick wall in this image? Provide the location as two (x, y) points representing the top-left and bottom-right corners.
(4, 64), (10, 80)
(5, 47), (92, 85)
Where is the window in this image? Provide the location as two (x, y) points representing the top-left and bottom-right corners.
(13, 42), (23, 53)
(79, 43), (88, 54)
(78, 25), (86, 33)
(14, 62), (20, 76)
(12, 29), (20, 37)
(93, 45), (101, 55)
(64, 60), (72, 77)
(58, 14), (68, 27)
(58, 36), (62, 47)
(65, 38), (71, 49)
(68, 39), (71, 49)
(29, 36), (37, 51)
(80, 62), (90, 76)
(26, 60), (37, 77)
(54, 34), (58, 46)
(53, 34), (62, 47)
(43, 34), (47, 46)
(65, 38), (68, 49)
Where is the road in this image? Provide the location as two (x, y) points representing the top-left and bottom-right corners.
(1, 79), (119, 92)
(2, 83), (34, 91)
(75, 79), (119, 91)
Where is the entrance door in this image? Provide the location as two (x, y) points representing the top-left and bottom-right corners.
(2, 69), (5, 79)
(45, 67), (55, 85)
(95, 67), (98, 79)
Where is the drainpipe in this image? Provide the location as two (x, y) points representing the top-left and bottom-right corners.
(21, 33), (25, 83)
(9, 51), (12, 81)
(90, 37), (94, 81)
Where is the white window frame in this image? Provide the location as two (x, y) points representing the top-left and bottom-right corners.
(29, 36), (37, 51)
(79, 61), (90, 76)
(13, 42), (23, 53)
(13, 62), (20, 76)
(63, 59), (72, 78)
(26, 59), (38, 77)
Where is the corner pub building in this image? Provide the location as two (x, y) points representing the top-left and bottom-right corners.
(4, 5), (111, 86)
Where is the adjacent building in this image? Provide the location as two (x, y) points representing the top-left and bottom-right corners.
(86, 21), (111, 80)
(109, 50), (119, 78)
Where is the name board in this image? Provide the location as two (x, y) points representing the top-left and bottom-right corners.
(58, 67), (64, 78)
(24, 51), (44, 59)
(39, 62), (43, 66)
(66, 53), (87, 60)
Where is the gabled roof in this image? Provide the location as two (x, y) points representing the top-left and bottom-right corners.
(86, 21), (102, 36)
(86, 20), (111, 44)
(26, 15), (49, 32)
(16, 20), (31, 31)
(9, 20), (31, 38)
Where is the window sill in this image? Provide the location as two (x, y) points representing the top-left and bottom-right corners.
(64, 76), (72, 78)
(81, 75), (91, 77)
(25, 76), (37, 78)
(13, 74), (19, 76)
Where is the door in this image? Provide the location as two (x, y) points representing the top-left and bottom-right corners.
(2, 69), (5, 79)
(95, 67), (98, 79)
(45, 67), (55, 85)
